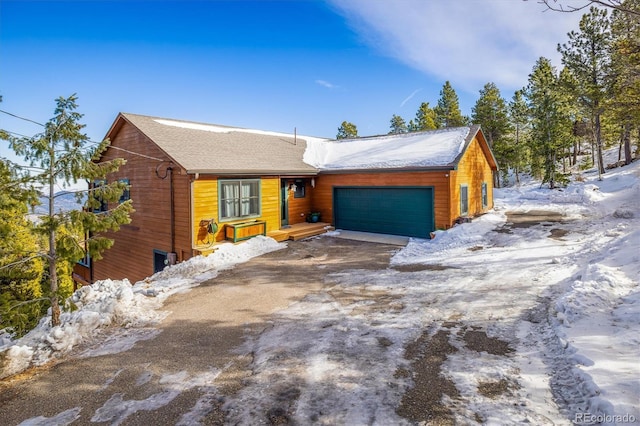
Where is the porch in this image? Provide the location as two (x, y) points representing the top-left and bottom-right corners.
(267, 222), (334, 242)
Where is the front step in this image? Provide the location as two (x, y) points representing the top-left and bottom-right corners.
(289, 226), (333, 240)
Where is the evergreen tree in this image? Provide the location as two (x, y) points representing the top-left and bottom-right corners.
(7, 95), (134, 326)
(525, 58), (574, 188)
(434, 81), (467, 128)
(414, 102), (438, 131)
(508, 90), (531, 184)
(609, 1), (640, 164)
(558, 6), (612, 178)
(0, 160), (45, 337)
(336, 121), (358, 139)
(471, 82), (512, 187)
(389, 114), (408, 134)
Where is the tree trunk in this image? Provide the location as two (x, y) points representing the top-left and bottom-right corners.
(623, 122), (632, 165)
(48, 136), (60, 327)
(595, 113), (605, 179)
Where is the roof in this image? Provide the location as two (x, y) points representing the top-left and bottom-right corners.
(305, 125), (497, 172)
(113, 113), (323, 175)
(107, 114), (497, 175)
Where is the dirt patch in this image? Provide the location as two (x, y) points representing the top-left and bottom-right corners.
(392, 263), (458, 272)
(477, 379), (512, 399)
(460, 329), (514, 356)
(396, 329), (460, 425)
(549, 228), (570, 240)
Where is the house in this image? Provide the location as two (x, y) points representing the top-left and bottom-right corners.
(74, 113), (497, 285)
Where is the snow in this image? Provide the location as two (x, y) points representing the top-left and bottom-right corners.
(2, 151), (639, 425)
(304, 126), (470, 170)
(0, 236), (285, 378)
(153, 118), (327, 143)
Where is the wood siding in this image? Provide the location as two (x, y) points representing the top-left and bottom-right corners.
(283, 178), (312, 225)
(312, 171), (454, 230)
(192, 176), (281, 245)
(451, 136), (495, 219)
(92, 120), (192, 284)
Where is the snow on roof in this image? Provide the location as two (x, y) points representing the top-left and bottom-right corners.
(304, 127), (472, 171)
(153, 118), (327, 142)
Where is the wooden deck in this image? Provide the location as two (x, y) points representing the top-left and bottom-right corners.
(267, 222), (334, 242)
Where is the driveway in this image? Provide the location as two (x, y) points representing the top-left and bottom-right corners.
(0, 237), (398, 425)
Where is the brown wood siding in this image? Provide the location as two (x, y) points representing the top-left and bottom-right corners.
(452, 136), (495, 219)
(92, 120), (192, 284)
(192, 176), (281, 244)
(312, 171), (454, 230)
(284, 178), (312, 225)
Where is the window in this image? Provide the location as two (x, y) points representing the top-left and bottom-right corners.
(294, 179), (305, 198)
(77, 232), (90, 267)
(119, 179), (130, 203)
(92, 180), (108, 213)
(481, 182), (488, 209)
(460, 184), (469, 216)
(219, 179), (260, 221)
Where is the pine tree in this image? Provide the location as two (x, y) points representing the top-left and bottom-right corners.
(336, 121), (358, 139)
(434, 81), (467, 128)
(7, 95), (134, 327)
(525, 58), (574, 188)
(609, 2), (640, 165)
(414, 102), (438, 131)
(0, 160), (45, 337)
(471, 82), (512, 187)
(508, 90), (531, 184)
(558, 6), (612, 178)
(389, 114), (408, 134)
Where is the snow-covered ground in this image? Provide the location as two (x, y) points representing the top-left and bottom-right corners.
(1, 152), (638, 425)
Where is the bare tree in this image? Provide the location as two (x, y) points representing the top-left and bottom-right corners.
(531, 0), (640, 17)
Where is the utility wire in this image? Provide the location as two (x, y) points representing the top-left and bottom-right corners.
(0, 109), (45, 126)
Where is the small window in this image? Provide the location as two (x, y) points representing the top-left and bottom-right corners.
(219, 179), (261, 221)
(294, 179), (305, 198)
(77, 232), (90, 267)
(460, 185), (469, 216)
(92, 180), (108, 213)
(119, 179), (130, 203)
(481, 182), (488, 209)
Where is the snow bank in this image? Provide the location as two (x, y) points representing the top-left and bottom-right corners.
(0, 236), (285, 379)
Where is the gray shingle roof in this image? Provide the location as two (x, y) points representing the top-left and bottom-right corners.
(119, 113), (321, 175)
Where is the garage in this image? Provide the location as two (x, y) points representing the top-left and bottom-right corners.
(333, 186), (435, 238)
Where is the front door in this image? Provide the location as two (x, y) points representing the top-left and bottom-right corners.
(280, 179), (289, 227)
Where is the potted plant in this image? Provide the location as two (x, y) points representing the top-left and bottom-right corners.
(307, 212), (321, 223)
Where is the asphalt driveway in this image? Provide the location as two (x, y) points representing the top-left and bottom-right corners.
(0, 237), (398, 425)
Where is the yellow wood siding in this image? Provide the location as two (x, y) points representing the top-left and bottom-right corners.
(452, 136), (494, 219)
(191, 176), (281, 245)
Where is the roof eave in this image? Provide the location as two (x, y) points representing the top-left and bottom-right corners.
(187, 169), (319, 176)
(318, 165), (456, 174)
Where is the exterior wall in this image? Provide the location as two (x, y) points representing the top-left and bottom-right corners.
(92, 120), (192, 284)
(283, 178), (313, 225)
(191, 176), (281, 245)
(312, 171), (454, 230)
(451, 136), (495, 219)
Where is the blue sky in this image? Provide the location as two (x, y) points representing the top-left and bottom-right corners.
(1, 0), (582, 163)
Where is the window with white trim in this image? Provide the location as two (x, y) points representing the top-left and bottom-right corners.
(481, 182), (488, 209)
(460, 184), (469, 216)
(219, 179), (260, 221)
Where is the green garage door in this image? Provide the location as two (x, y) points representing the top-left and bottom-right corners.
(333, 186), (434, 238)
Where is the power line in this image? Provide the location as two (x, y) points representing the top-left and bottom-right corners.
(0, 109), (45, 127)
